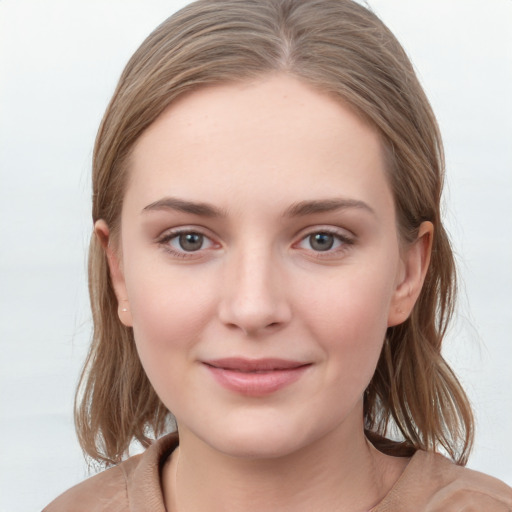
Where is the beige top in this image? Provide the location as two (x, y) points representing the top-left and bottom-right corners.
(43, 433), (512, 511)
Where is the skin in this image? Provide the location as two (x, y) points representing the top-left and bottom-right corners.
(97, 74), (432, 512)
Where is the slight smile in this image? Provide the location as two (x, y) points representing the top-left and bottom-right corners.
(203, 358), (312, 397)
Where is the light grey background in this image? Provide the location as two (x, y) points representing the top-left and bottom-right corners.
(1, 1), (511, 510)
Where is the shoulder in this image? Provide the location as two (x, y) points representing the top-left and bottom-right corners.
(374, 450), (512, 511)
(42, 455), (140, 512)
(43, 433), (179, 512)
(421, 452), (512, 511)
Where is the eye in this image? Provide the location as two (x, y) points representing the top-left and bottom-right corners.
(172, 232), (208, 252)
(296, 230), (353, 253)
(158, 229), (216, 256)
(306, 232), (337, 251)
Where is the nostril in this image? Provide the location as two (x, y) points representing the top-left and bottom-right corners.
(217, 292), (292, 335)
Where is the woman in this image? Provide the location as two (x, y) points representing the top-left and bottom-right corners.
(44, 0), (512, 510)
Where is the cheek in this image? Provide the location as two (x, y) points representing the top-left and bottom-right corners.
(124, 267), (216, 389)
(130, 280), (210, 345)
(297, 265), (396, 382)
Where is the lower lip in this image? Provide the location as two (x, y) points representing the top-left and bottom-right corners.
(205, 364), (310, 396)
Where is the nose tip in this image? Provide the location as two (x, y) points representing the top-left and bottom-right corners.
(219, 297), (291, 336)
(217, 253), (292, 336)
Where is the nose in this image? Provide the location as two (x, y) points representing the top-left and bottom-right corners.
(217, 245), (292, 336)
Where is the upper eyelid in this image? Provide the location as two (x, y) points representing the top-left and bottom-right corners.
(294, 224), (355, 240)
(157, 225), (215, 240)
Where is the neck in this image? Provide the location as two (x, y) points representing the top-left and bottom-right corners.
(163, 420), (407, 512)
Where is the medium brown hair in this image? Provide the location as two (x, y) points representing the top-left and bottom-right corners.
(76, 0), (474, 466)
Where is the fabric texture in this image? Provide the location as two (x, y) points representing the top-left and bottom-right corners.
(43, 433), (512, 511)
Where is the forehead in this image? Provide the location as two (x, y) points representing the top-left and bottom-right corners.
(126, 74), (393, 217)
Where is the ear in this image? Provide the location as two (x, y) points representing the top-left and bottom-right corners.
(94, 219), (133, 327)
(388, 221), (433, 327)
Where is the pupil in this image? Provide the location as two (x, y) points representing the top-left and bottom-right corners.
(179, 233), (203, 251)
(310, 233), (334, 251)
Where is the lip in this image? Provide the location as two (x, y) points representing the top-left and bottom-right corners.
(203, 358), (311, 396)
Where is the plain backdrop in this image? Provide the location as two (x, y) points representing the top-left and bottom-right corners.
(1, 1), (511, 510)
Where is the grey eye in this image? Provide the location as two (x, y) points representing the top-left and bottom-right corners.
(308, 233), (335, 251)
(177, 232), (204, 251)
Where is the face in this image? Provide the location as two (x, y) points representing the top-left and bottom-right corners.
(101, 74), (428, 459)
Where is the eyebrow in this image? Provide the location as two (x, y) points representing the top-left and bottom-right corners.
(283, 198), (375, 217)
(142, 197), (227, 217)
(142, 196), (375, 218)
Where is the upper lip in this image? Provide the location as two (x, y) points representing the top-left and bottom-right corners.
(204, 358), (310, 372)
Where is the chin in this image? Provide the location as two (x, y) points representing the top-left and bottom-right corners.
(191, 413), (326, 461)
(215, 434), (303, 460)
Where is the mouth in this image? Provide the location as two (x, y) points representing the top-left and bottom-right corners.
(202, 358), (312, 396)
(205, 357), (310, 372)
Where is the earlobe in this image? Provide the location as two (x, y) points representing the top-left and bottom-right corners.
(94, 220), (133, 327)
(388, 221), (433, 327)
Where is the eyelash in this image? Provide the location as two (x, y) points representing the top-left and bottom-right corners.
(156, 227), (355, 259)
(156, 228), (216, 259)
(295, 228), (354, 258)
